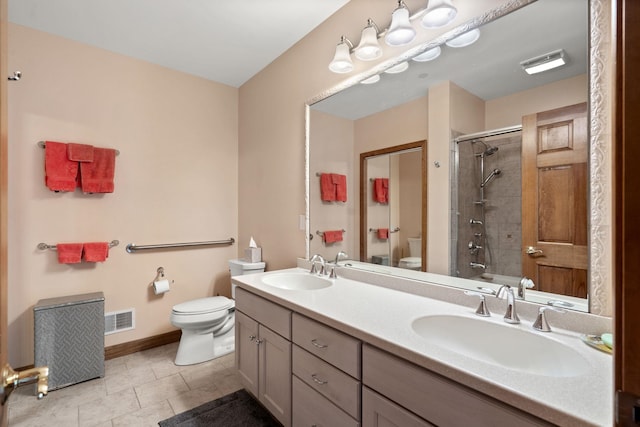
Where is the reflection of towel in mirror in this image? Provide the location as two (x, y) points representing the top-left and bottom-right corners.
(377, 228), (389, 239)
(323, 230), (343, 244)
(374, 178), (389, 203)
(332, 173), (347, 202)
(320, 173), (336, 201)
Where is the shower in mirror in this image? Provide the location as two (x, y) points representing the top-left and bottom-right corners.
(453, 127), (522, 283)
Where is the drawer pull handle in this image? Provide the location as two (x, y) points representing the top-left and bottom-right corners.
(311, 374), (328, 385)
(311, 339), (328, 349)
(248, 335), (256, 342)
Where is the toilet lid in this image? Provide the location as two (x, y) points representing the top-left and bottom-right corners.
(172, 297), (232, 315)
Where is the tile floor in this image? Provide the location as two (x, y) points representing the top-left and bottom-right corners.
(7, 342), (243, 427)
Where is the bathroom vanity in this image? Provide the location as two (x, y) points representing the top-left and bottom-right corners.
(233, 264), (612, 427)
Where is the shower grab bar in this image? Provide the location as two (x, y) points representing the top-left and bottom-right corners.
(126, 238), (235, 253)
(38, 240), (120, 251)
(37, 141), (120, 155)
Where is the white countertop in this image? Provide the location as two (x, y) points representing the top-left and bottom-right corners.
(232, 267), (613, 427)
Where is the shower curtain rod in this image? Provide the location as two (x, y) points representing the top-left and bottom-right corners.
(455, 125), (522, 144)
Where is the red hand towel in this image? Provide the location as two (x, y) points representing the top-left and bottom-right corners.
(320, 173), (336, 201)
(83, 242), (110, 262)
(67, 143), (94, 162)
(332, 173), (347, 202)
(323, 230), (343, 244)
(80, 147), (116, 193)
(377, 228), (389, 239)
(56, 243), (83, 264)
(45, 141), (79, 192)
(373, 178), (385, 203)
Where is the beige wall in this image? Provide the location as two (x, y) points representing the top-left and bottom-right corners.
(8, 24), (238, 366)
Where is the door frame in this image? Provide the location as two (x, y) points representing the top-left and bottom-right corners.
(614, 0), (640, 423)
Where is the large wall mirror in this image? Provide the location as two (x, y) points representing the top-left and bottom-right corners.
(306, 0), (612, 315)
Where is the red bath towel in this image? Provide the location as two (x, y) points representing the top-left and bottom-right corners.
(332, 173), (347, 202)
(374, 178), (389, 203)
(323, 230), (343, 244)
(320, 173), (336, 201)
(80, 147), (116, 193)
(67, 143), (94, 162)
(45, 141), (79, 192)
(377, 228), (389, 239)
(83, 242), (110, 262)
(56, 243), (83, 264)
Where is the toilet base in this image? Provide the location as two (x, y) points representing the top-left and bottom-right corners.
(174, 326), (235, 366)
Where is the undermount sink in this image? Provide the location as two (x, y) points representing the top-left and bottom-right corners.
(411, 315), (590, 377)
(262, 272), (333, 291)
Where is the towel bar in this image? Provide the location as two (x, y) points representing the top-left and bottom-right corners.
(37, 141), (120, 156)
(316, 230), (346, 237)
(126, 238), (235, 253)
(37, 240), (119, 251)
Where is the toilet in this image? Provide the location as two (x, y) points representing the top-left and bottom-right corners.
(398, 237), (422, 270)
(170, 259), (265, 366)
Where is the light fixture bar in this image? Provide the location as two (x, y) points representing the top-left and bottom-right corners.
(521, 49), (566, 75)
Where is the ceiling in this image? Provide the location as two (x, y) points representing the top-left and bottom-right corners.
(8, 0), (350, 88)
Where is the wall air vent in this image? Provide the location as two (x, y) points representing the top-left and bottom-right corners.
(104, 308), (135, 335)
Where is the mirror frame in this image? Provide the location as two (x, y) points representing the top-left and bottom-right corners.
(305, 0), (613, 316)
(359, 141), (428, 270)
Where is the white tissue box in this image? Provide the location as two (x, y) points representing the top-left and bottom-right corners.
(244, 247), (262, 263)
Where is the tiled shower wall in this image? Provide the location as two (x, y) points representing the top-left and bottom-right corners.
(453, 134), (522, 279)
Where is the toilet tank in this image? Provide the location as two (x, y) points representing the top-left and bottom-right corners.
(407, 237), (422, 257)
(229, 259), (266, 298)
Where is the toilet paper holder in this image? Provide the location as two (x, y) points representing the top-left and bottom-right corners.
(154, 267), (165, 282)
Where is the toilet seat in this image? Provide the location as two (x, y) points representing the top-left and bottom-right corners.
(172, 296), (232, 315)
(398, 256), (421, 269)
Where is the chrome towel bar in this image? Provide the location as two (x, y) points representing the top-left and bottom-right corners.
(37, 141), (120, 156)
(37, 240), (119, 251)
(126, 238), (235, 253)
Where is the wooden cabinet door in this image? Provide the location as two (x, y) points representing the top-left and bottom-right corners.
(235, 311), (259, 397)
(521, 103), (588, 298)
(258, 324), (291, 427)
(362, 386), (433, 427)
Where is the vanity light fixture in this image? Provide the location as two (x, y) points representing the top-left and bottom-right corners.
(384, 61), (409, 74)
(355, 19), (382, 61)
(421, 0), (457, 28)
(385, 1), (416, 46)
(329, 36), (355, 73)
(360, 74), (381, 84)
(520, 49), (566, 75)
(445, 28), (480, 48)
(412, 46), (442, 62)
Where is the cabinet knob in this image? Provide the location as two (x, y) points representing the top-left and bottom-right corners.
(255, 338), (263, 345)
(248, 335), (256, 342)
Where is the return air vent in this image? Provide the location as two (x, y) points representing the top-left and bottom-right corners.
(104, 309), (135, 335)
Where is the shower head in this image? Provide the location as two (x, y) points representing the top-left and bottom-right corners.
(481, 168), (501, 187)
(473, 140), (499, 157)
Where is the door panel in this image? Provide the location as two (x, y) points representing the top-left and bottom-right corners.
(522, 103), (588, 298)
(1, 0), (9, 423)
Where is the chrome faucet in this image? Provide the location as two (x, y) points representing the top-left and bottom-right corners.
(1, 364), (49, 402)
(496, 285), (520, 324)
(469, 262), (486, 269)
(328, 251), (349, 279)
(532, 306), (566, 332)
(309, 254), (326, 276)
(517, 277), (535, 299)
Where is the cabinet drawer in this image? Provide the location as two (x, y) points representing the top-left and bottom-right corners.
(293, 345), (360, 419)
(362, 345), (553, 427)
(292, 375), (359, 427)
(292, 313), (361, 378)
(235, 287), (291, 339)
(362, 386), (434, 427)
